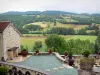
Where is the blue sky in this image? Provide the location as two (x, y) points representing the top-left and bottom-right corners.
(0, 0), (100, 13)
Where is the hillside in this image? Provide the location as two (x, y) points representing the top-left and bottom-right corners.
(0, 10), (100, 35)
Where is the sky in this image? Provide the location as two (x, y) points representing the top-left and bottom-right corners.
(0, 0), (100, 14)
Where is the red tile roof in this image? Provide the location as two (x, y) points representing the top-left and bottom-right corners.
(0, 21), (10, 32)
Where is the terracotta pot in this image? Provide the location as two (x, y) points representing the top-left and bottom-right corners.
(21, 50), (28, 57)
(36, 50), (39, 54)
(48, 49), (52, 54)
(80, 58), (95, 70)
(64, 52), (68, 56)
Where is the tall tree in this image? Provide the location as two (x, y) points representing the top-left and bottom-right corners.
(33, 41), (42, 51)
(96, 32), (100, 52)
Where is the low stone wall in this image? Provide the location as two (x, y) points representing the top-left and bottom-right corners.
(29, 52), (55, 55)
(0, 62), (50, 75)
(78, 69), (100, 75)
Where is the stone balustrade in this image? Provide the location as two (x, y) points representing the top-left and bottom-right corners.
(0, 62), (50, 75)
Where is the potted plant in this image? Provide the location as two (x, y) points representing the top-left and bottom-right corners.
(35, 49), (40, 55)
(80, 50), (95, 70)
(68, 51), (74, 66)
(21, 49), (28, 57)
(48, 49), (52, 54)
(19, 45), (28, 57)
(64, 51), (68, 56)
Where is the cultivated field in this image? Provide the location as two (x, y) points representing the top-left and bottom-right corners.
(21, 35), (97, 52)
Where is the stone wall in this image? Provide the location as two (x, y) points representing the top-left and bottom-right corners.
(3, 23), (20, 60)
(78, 69), (100, 75)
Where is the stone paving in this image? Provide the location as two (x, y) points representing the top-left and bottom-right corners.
(7, 55), (31, 62)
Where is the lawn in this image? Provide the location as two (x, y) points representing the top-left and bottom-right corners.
(21, 35), (97, 52)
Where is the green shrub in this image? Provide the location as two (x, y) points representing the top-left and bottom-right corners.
(33, 41), (42, 51)
(20, 45), (28, 51)
(0, 66), (9, 75)
(82, 50), (90, 57)
(68, 51), (73, 59)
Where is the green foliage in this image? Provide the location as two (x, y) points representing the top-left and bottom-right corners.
(96, 32), (100, 51)
(24, 24), (42, 31)
(20, 45), (28, 51)
(66, 39), (94, 54)
(45, 34), (67, 54)
(86, 25), (98, 30)
(20, 45), (24, 51)
(0, 66), (9, 75)
(77, 28), (87, 35)
(0, 15), (34, 28)
(54, 20), (56, 26)
(0, 13), (100, 35)
(25, 45), (28, 50)
(33, 41), (42, 51)
(68, 51), (73, 58)
(18, 28), (29, 34)
(95, 32), (100, 54)
(94, 42), (99, 54)
(82, 50), (90, 57)
(48, 27), (75, 35)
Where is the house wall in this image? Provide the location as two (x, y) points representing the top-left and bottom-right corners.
(0, 36), (1, 60)
(0, 33), (3, 60)
(3, 23), (20, 60)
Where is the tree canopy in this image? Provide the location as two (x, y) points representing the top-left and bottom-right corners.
(45, 34), (67, 54)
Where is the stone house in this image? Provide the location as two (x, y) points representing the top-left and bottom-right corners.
(0, 21), (21, 60)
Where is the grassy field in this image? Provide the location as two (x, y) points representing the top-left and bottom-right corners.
(63, 35), (97, 43)
(21, 35), (97, 52)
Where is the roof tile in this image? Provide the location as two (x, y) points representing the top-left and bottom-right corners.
(0, 21), (10, 32)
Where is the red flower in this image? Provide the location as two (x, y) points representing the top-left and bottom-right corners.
(64, 52), (68, 56)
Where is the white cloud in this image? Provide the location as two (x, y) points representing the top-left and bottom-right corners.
(0, 0), (100, 13)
